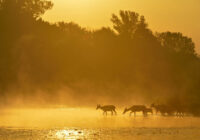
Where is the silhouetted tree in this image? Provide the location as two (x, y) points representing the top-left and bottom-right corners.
(93, 27), (116, 44)
(0, 3), (200, 115)
(111, 10), (139, 37)
(111, 10), (150, 39)
(0, 0), (53, 18)
(157, 32), (195, 55)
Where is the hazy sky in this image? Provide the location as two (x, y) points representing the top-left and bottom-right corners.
(43, 0), (200, 53)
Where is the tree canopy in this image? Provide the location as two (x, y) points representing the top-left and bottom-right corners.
(0, 0), (53, 18)
(158, 32), (195, 55)
(111, 10), (149, 39)
(0, 2), (200, 115)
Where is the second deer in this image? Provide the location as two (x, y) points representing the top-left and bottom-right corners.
(96, 104), (117, 115)
(123, 105), (148, 116)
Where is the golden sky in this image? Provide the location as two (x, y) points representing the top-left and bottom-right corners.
(43, 0), (200, 53)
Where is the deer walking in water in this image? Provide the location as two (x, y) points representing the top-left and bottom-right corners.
(144, 108), (153, 116)
(123, 105), (147, 116)
(96, 104), (117, 116)
(174, 106), (187, 117)
(151, 103), (174, 116)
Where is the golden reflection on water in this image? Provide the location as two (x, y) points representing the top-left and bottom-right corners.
(55, 129), (84, 140)
(1, 107), (200, 140)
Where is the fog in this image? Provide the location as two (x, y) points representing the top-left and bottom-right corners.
(1, 108), (200, 128)
(0, 0), (200, 117)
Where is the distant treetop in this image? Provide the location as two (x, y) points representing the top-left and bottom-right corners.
(0, 0), (53, 18)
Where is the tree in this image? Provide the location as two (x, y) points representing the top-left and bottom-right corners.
(0, 0), (53, 18)
(157, 32), (195, 55)
(111, 10), (149, 39)
(93, 27), (116, 41)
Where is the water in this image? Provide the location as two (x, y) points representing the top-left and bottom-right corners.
(1, 127), (200, 140)
(0, 108), (200, 140)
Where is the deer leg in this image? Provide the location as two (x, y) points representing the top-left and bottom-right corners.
(143, 111), (147, 117)
(114, 109), (117, 115)
(176, 112), (179, 117)
(111, 111), (113, 116)
(180, 112), (184, 117)
(129, 111), (132, 116)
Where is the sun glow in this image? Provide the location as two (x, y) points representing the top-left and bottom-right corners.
(44, 0), (200, 53)
(51, 0), (102, 9)
(65, 0), (97, 7)
(55, 129), (84, 139)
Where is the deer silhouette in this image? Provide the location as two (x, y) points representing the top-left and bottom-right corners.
(144, 108), (153, 116)
(96, 104), (117, 115)
(151, 103), (174, 116)
(123, 105), (147, 116)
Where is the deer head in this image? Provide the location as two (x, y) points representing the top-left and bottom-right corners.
(123, 108), (128, 114)
(96, 104), (101, 110)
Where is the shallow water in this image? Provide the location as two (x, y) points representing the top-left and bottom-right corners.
(1, 127), (200, 140)
(1, 108), (200, 140)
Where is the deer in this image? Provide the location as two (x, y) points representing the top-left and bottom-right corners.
(123, 105), (147, 116)
(151, 103), (174, 116)
(144, 108), (153, 116)
(96, 104), (117, 116)
(172, 104), (188, 117)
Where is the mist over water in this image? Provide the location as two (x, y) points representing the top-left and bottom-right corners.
(1, 108), (200, 128)
(0, 0), (200, 139)
(1, 108), (200, 140)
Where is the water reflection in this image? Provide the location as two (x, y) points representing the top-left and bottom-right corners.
(0, 127), (200, 140)
(55, 129), (84, 140)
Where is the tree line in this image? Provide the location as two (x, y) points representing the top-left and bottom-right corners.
(0, 0), (200, 115)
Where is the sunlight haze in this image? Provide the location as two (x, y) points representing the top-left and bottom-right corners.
(1, 0), (200, 139)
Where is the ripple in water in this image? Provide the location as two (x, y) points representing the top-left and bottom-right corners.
(1, 127), (200, 140)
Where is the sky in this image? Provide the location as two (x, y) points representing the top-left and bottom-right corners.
(43, 0), (200, 54)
